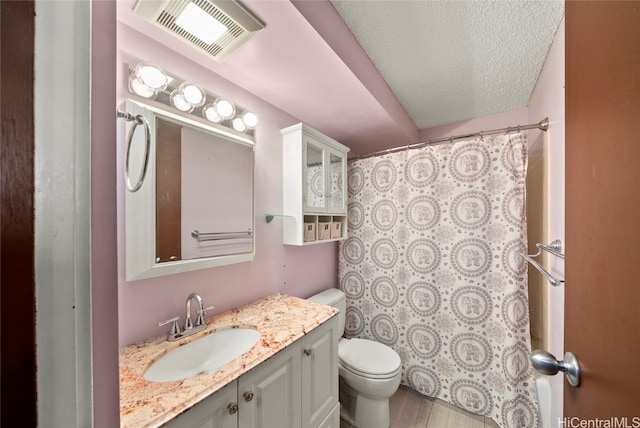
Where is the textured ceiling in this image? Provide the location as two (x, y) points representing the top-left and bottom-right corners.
(331, 0), (565, 130)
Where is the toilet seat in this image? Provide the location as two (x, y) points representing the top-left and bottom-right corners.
(338, 338), (401, 379)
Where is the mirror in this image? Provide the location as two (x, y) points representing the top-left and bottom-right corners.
(329, 153), (344, 211)
(304, 142), (345, 212)
(305, 143), (324, 210)
(123, 99), (254, 280)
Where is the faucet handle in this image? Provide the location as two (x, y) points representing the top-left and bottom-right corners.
(158, 316), (181, 340)
(195, 305), (215, 327)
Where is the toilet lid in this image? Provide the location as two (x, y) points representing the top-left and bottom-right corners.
(339, 338), (401, 377)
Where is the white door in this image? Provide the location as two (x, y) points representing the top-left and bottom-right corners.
(565, 0), (640, 420)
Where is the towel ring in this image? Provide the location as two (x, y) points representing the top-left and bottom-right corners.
(118, 110), (151, 193)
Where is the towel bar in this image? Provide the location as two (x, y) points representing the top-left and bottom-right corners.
(191, 229), (253, 242)
(522, 240), (565, 286)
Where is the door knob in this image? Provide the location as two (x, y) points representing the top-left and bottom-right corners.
(530, 349), (581, 387)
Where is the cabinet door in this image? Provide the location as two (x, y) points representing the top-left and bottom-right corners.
(304, 139), (326, 212)
(316, 402), (340, 428)
(238, 345), (302, 428)
(301, 316), (339, 428)
(327, 148), (347, 214)
(162, 381), (238, 428)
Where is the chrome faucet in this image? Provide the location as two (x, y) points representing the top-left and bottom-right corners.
(158, 293), (214, 341)
(184, 292), (205, 331)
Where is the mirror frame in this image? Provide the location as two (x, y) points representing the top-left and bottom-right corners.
(123, 99), (255, 281)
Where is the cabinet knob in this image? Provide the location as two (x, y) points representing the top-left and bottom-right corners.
(227, 403), (238, 415)
(243, 391), (254, 402)
(303, 348), (312, 357)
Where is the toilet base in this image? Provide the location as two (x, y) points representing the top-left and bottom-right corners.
(339, 377), (391, 428)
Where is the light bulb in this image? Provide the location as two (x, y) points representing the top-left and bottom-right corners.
(241, 111), (259, 128)
(213, 98), (235, 119)
(231, 117), (247, 132)
(203, 105), (223, 123)
(170, 90), (193, 112)
(134, 63), (168, 90)
(179, 82), (205, 107)
(128, 76), (156, 98)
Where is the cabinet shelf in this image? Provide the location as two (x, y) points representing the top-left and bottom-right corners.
(257, 213), (295, 224)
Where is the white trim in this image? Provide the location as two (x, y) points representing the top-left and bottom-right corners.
(35, 1), (93, 426)
(123, 99), (256, 281)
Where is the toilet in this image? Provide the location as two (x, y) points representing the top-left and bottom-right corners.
(308, 288), (401, 428)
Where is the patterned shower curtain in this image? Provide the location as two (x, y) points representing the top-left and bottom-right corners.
(338, 133), (539, 428)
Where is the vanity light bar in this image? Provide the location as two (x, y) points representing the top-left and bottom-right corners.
(127, 61), (259, 134)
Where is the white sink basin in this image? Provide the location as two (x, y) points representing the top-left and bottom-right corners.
(144, 327), (261, 382)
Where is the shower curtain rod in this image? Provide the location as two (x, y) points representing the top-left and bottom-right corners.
(349, 117), (549, 162)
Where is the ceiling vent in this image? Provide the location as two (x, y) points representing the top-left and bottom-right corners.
(133, 0), (264, 62)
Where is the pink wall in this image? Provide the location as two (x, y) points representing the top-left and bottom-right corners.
(418, 107), (529, 143)
(116, 22), (339, 348)
(527, 18), (566, 425)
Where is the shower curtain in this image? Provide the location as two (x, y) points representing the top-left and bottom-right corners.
(339, 133), (539, 428)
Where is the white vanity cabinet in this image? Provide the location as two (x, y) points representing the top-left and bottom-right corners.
(161, 315), (339, 428)
(282, 123), (350, 245)
(163, 381), (238, 428)
(300, 315), (339, 428)
(238, 341), (301, 428)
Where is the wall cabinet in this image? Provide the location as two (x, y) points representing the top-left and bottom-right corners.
(162, 316), (339, 428)
(282, 123), (350, 245)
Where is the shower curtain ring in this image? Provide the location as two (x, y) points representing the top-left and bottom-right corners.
(517, 125), (521, 132)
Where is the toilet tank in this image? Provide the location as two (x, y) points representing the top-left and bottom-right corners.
(308, 288), (346, 337)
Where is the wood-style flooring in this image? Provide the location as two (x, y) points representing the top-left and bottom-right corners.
(341, 386), (501, 428)
(390, 387), (500, 428)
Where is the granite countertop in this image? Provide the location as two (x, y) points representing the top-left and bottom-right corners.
(119, 293), (338, 428)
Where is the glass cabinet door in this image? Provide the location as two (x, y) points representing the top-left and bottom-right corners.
(304, 141), (325, 211)
(328, 149), (346, 213)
